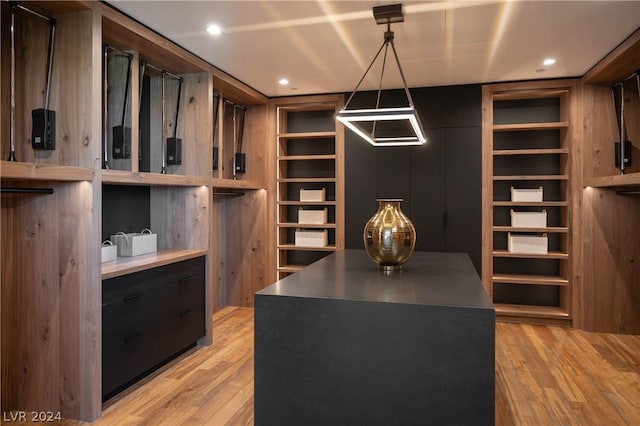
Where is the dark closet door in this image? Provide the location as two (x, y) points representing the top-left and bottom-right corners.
(409, 128), (446, 253)
(445, 126), (482, 273)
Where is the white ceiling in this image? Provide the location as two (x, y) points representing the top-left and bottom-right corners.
(108, 1), (640, 98)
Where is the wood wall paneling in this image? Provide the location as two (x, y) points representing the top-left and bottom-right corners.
(1, 181), (100, 420)
(581, 188), (640, 333)
(213, 189), (268, 308)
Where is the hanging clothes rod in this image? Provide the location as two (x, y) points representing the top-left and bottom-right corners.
(616, 190), (640, 196)
(213, 191), (245, 197)
(1, 187), (54, 194)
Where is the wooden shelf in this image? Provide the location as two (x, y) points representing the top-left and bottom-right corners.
(278, 154), (336, 161)
(493, 250), (568, 259)
(493, 148), (569, 156)
(493, 274), (569, 286)
(493, 226), (568, 233)
(277, 131), (336, 139)
(278, 177), (336, 183)
(493, 201), (569, 207)
(0, 161), (95, 181)
(278, 222), (336, 229)
(277, 264), (306, 273)
(278, 200), (336, 206)
(583, 173), (640, 188)
(102, 170), (209, 187)
(493, 122), (569, 132)
(211, 177), (265, 190)
(493, 174), (569, 181)
(277, 244), (336, 252)
(492, 89), (569, 101)
(101, 248), (208, 280)
(494, 303), (570, 319)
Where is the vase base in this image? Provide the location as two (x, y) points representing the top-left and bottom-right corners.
(378, 264), (402, 272)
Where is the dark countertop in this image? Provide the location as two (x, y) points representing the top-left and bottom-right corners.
(257, 249), (494, 310)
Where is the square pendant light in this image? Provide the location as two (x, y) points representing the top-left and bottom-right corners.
(336, 4), (427, 147)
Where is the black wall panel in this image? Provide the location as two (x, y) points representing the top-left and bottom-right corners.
(345, 84), (482, 273)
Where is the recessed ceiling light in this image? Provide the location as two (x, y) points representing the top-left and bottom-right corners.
(206, 24), (222, 36)
(278, 78), (289, 86)
(543, 58), (556, 66)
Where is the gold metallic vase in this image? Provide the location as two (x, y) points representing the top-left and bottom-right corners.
(363, 199), (416, 271)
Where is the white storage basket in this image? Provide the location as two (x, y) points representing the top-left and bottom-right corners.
(511, 186), (543, 202)
(298, 208), (328, 224)
(294, 229), (328, 247)
(508, 233), (548, 254)
(110, 229), (158, 257)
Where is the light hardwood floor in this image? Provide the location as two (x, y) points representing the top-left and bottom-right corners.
(6, 306), (640, 425)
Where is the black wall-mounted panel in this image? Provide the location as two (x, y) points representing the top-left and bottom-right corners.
(410, 128), (446, 253)
(345, 84), (482, 273)
(445, 126), (482, 271)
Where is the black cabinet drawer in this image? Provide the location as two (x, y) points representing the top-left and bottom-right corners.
(103, 268), (164, 305)
(163, 272), (205, 317)
(162, 305), (206, 360)
(103, 291), (162, 340)
(102, 326), (164, 397)
(157, 257), (205, 288)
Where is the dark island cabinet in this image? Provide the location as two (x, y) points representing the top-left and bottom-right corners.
(102, 256), (206, 399)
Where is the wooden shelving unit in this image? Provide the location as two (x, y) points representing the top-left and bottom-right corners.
(482, 79), (580, 326)
(271, 95), (344, 280)
(579, 27), (640, 334)
(0, 1), (270, 421)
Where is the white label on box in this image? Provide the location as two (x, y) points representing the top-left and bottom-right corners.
(295, 229), (328, 247)
(508, 233), (548, 254)
(511, 210), (547, 228)
(298, 208), (328, 224)
(300, 188), (326, 202)
(511, 186), (543, 202)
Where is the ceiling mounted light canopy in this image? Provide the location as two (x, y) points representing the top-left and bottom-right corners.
(336, 4), (426, 147)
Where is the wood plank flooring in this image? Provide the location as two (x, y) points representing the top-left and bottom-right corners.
(5, 306), (640, 425)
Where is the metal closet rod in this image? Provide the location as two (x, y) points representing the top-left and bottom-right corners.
(1, 187), (54, 194)
(144, 62), (182, 81)
(12, 3), (53, 22)
(616, 190), (640, 196)
(213, 191), (245, 197)
(105, 44), (132, 58)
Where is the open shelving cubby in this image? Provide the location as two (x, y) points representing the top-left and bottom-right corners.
(271, 95), (344, 280)
(482, 79), (580, 325)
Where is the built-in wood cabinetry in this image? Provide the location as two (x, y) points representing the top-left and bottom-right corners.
(482, 79), (580, 326)
(1, 1), (269, 420)
(270, 95), (344, 280)
(580, 28), (640, 334)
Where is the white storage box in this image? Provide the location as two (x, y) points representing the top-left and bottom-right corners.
(101, 241), (117, 263)
(298, 208), (328, 224)
(300, 188), (326, 202)
(508, 233), (548, 254)
(110, 229), (157, 257)
(511, 186), (543, 202)
(295, 229), (328, 247)
(510, 209), (547, 228)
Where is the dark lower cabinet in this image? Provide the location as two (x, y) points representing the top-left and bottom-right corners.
(102, 256), (206, 400)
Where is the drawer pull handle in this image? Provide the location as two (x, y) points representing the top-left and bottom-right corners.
(123, 293), (141, 301)
(179, 276), (192, 284)
(123, 332), (142, 344)
(179, 309), (192, 318)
